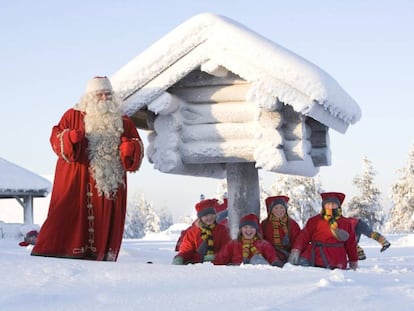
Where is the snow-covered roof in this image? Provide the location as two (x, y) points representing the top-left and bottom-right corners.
(110, 13), (362, 179)
(111, 12), (361, 134)
(0, 157), (51, 197)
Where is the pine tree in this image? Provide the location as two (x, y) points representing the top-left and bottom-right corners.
(124, 194), (145, 239)
(260, 177), (275, 220)
(386, 143), (414, 233)
(157, 204), (174, 231)
(345, 156), (384, 230)
(267, 174), (323, 226)
(123, 193), (163, 238)
(140, 196), (161, 234)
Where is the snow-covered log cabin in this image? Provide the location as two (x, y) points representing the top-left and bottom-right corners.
(111, 13), (361, 234)
(111, 13), (361, 179)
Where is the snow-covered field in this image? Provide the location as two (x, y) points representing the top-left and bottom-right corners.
(1, 225), (413, 311)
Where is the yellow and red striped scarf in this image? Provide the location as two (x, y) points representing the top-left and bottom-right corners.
(200, 223), (216, 256)
(241, 237), (259, 261)
(322, 208), (342, 239)
(270, 214), (289, 249)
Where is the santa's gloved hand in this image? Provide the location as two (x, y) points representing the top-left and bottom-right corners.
(287, 249), (300, 265)
(349, 261), (358, 270)
(171, 256), (184, 265)
(68, 129), (84, 144)
(203, 254), (215, 262)
(119, 139), (135, 157)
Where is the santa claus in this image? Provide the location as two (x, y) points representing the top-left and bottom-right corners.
(32, 76), (144, 261)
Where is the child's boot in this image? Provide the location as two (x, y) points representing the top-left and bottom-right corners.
(357, 244), (366, 260)
(370, 231), (391, 252)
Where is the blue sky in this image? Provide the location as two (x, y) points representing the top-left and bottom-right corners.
(1, 0), (413, 220)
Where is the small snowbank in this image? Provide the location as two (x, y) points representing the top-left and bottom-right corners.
(0, 221), (40, 239)
(140, 222), (190, 241)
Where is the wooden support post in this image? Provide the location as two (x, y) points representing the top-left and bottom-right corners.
(23, 196), (34, 225)
(226, 162), (260, 238)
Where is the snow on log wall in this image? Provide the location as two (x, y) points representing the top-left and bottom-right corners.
(145, 69), (328, 177)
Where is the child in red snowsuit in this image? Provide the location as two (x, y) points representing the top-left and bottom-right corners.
(288, 192), (358, 270)
(172, 199), (231, 264)
(261, 195), (301, 264)
(214, 213), (283, 267)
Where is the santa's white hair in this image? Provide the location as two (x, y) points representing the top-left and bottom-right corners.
(74, 92), (125, 198)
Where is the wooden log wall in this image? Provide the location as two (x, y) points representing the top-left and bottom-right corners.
(306, 117), (329, 166)
(158, 68), (325, 170)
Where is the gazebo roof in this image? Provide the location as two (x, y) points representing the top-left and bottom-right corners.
(0, 157), (51, 198)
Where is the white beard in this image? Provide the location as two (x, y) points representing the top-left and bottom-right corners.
(82, 96), (125, 198)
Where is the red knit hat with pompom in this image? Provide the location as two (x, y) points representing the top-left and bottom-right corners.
(265, 195), (289, 213)
(239, 213), (259, 230)
(195, 199), (218, 218)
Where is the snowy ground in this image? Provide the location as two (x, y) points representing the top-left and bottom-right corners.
(1, 226), (413, 311)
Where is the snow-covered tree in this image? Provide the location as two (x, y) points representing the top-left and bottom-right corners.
(214, 179), (228, 202)
(266, 174), (323, 227)
(385, 143), (414, 233)
(124, 194), (146, 239)
(345, 156), (384, 230)
(157, 204), (174, 231)
(141, 197), (161, 234)
(124, 193), (161, 238)
(259, 178), (275, 220)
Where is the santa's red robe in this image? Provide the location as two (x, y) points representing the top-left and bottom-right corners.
(32, 108), (143, 261)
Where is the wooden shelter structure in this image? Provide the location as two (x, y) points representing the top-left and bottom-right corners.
(0, 157), (51, 225)
(111, 13), (361, 236)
